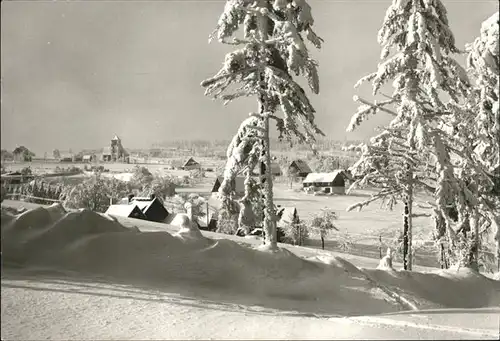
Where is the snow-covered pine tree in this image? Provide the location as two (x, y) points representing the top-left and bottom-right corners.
(466, 11), (499, 174)
(459, 11), (500, 271)
(346, 0), (474, 270)
(201, 0), (324, 249)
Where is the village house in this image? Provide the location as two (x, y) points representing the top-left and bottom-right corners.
(58, 153), (74, 163)
(115, 194), (169, 223)
(302, 170), (346, 195)
(211, 176), (246, 197)
(181, 157), (201, 170)
(105, 204), (147, 220)
(129, 196), (169, 222)
(101, 147), (112, 162)
(252, 162), (282, 177)
(287, 159), (312, 178)
(82, 154), (97, 163)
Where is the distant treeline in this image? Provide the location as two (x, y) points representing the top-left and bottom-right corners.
(153, 138), (364, 151)
(146, 138), (363, 160)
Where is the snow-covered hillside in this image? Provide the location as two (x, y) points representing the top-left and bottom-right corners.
(1, 205), (499, 339)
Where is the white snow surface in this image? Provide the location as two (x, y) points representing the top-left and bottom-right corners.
(1, 205), (500, 340)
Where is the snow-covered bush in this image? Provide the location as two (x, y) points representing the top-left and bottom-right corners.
(281, 218), (309, 246)
(138, 175), (177, 201)
(310, 207), (339, 250)
(216, 208), (240, 235)
(61, 174), (113, 213)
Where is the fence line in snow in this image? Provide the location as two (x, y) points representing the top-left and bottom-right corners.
(4, 193), (61, 203)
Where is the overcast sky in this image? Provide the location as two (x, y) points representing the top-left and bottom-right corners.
(1, 0), (497, 155)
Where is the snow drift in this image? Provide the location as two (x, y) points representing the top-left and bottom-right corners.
(2, 206), (499, 316)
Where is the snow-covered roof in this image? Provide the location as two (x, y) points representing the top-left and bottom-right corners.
(183, 157), (200, 166)
(290, 159), (312, 173)
(212, 176), (246, 195)
(105, 204), (144, 218)
(302, 170), (344, 184)
(132, 200), (155, 212)
(130, 197), (167, 214)
(102, 147), (112, 155)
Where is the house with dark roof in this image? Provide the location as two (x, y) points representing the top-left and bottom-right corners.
(105, 204), (147, 220)
(182, 157), (201, 170)
(211, 176), (246, 197)
(288, 159), (312, 178)
(302, 170), (346, 195)
(130, 196), (169, 222)
(251, 162), (282, 177)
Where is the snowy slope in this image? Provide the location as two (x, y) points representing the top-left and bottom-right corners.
(2, 271), (498, 340)
(1, 205), (499, 339)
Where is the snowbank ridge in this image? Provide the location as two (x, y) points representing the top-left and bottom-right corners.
(2, 206), (499, 316)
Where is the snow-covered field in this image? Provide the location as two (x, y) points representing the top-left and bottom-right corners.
(1, 203), (499, 340)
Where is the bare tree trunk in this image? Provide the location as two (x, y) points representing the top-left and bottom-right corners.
(256, 0), (276, 250)
(321, 236), (325, 250)
(379, 234), (383, 259)
(403, 203), (409, 270)
(407, 174), (414, 271)
(262, 115), (277, 248)
(402, 168), (414, 271)
(206, 202), (209, 228)
(471, 207), (479, 271)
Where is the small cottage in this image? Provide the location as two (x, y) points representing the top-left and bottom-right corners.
(211, 176), (246, 197)
(82, 154), (96, 163)
(288, 159), (312, 178)
(302, 171), (346, 195)
(252, 162), (282, 176)
(105, 204), (147, 220)
(182, 157), (201, 170)
(102, 147), (113, 162)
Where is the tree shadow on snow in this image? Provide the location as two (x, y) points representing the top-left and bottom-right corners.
(2, 267), (390, 318)
(1, 266), (350, 318)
